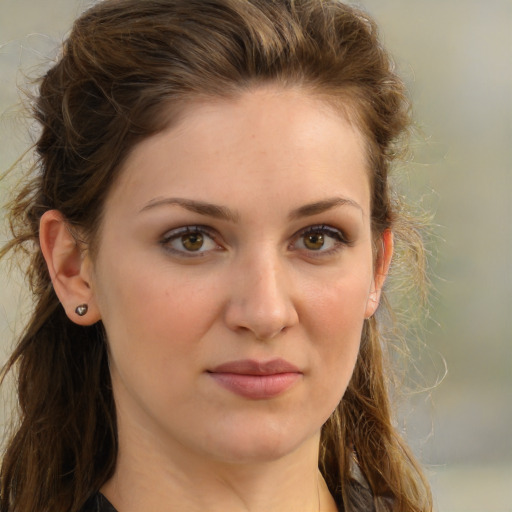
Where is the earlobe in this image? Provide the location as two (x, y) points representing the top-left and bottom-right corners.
(365, 229), (394, 319)
(39, 210), (101, 325)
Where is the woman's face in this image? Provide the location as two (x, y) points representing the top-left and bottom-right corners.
(88, 86), (383, 465)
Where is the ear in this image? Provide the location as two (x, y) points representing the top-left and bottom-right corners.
(365, 229), (394, 319)
(39, 210), (101, 325)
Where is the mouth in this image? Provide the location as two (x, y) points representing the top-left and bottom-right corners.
(207, 358), (302, 400)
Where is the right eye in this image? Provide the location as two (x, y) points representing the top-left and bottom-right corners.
(160, 226), (220, 257)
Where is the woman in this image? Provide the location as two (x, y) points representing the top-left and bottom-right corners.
(0, 0), (432, 511)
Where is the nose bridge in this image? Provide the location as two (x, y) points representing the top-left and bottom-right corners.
(224, 245), (298, 340)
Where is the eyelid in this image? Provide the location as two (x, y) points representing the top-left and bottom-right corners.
(291, 224), (352, 254)
(160, 225), (222, 257)
(158, 223), (351, 259)
(299, 224), (350, 241)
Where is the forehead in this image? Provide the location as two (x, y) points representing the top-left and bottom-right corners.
(105, 86), (370, 218)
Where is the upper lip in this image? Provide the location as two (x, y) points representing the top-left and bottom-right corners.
(208, 358), (301, 375)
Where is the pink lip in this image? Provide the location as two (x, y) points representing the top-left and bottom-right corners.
(207, 359), (302, 399)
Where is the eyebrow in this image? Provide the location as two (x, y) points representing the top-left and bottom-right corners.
(139, 196), (362, 222)
(288, 197), (363, 220)
(140, 197), (240, 222)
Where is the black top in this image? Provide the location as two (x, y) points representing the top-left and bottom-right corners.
(81, 491), (346, 511)
(81, 493), (118, 512)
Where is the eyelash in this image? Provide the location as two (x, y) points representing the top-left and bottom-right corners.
(159, 224), (351, 258)
(160, 225), (220, 257)
(291, 224), (351, 256)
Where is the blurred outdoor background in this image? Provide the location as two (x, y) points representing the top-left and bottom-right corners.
(1, 0), (511, 510)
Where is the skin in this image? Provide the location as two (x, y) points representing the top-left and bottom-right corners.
(41, 86), (392, 512)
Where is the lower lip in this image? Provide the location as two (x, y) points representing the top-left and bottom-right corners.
(208, 372), (301, 399)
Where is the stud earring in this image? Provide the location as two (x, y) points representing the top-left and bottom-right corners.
(75, 304), (88, 317)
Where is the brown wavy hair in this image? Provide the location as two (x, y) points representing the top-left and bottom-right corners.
(1, 0), (432, 511)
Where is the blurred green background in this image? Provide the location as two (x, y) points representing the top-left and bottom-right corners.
(1, 0), (511, 510)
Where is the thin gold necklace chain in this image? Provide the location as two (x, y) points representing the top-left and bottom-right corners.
(317, 472), (321, 512)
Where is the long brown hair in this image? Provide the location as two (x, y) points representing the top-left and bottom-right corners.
(1, 1), (432, 510)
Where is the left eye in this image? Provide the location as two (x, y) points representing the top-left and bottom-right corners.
(293, 225), (348, 253)
(161, 226), (219, 255)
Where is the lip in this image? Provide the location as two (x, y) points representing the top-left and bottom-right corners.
(207, 358), (302, 400)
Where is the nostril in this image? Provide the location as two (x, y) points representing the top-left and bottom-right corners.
(224, 299), (297, 340)
(254, 325), (288, 341)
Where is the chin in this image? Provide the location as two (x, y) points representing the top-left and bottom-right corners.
(200, 418), (319, 466)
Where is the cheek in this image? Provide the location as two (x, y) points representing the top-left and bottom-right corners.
(94, 259), (218, 380)
(307, 269), (371, 339)
(93, 263), (223, 423)
(98, 257), (213, 330)
(304, 271), (371, 403)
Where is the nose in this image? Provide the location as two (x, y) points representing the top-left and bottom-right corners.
(223, 253), (299, 341)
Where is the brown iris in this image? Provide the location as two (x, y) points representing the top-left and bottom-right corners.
(304, 233), (324, 250)
(182, 232), (204, 251)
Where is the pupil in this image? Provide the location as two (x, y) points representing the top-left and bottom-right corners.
(305, 233), (324, 250)
(182, 233), (203, 251)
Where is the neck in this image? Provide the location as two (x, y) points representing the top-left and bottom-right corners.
(102, 424), (337, 512)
